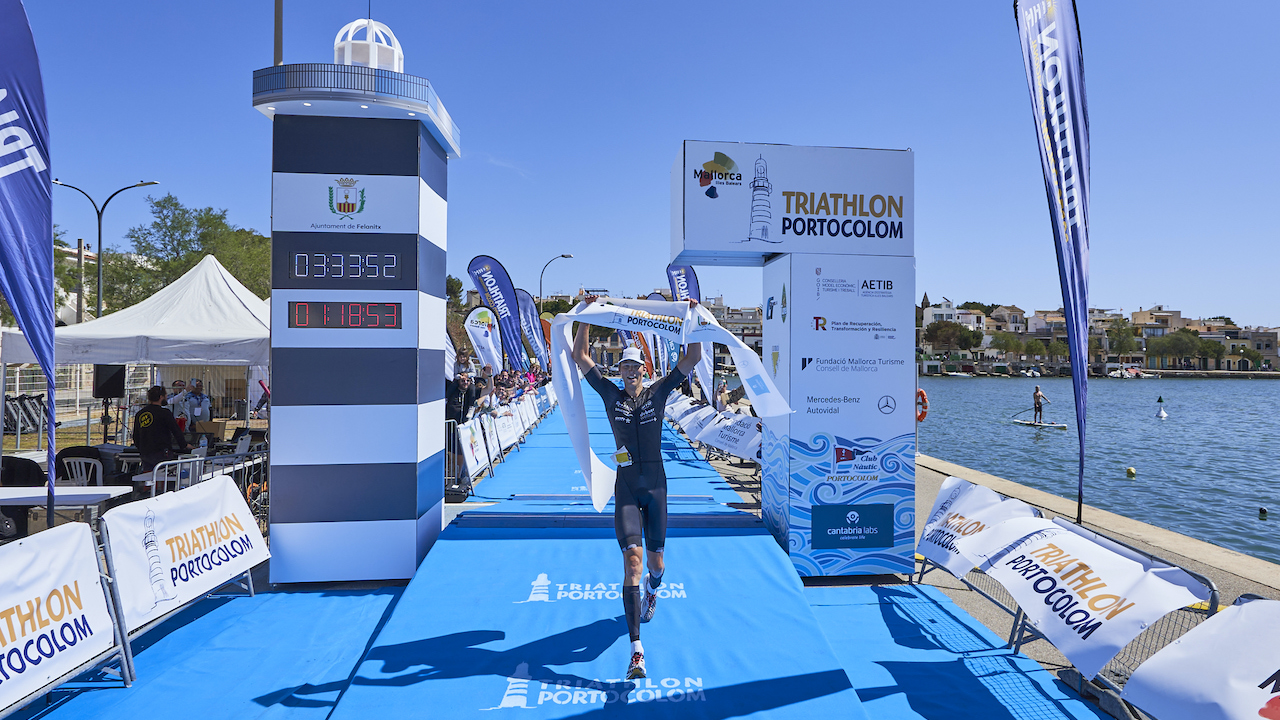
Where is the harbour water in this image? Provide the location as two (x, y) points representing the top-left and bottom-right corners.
(917, 375), (1280, 564)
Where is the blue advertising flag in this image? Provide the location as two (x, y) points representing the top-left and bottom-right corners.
(646, 292), (668, 374)
(665, 264), (700, 303)
(0, 0), (56, 490)
(515, 288), (549, 371)
(666, 264), (715, 396)
(466, 256), (528, 372)
(1015, 0), (1091, 521)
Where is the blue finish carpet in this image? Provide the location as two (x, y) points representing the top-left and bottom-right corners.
(806, 585), (1107, 720)
(22, 378), (1106, 720)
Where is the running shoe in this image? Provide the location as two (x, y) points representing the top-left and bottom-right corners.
(641, 583), (658, 623)
(626, 651), (646, 679)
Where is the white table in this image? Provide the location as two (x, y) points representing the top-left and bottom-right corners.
(0, 486), (132, 505)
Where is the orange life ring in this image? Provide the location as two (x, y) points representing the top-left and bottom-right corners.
(916, 388), (928, 422)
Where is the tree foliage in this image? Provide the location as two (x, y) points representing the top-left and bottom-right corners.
(1046, 340), (1069, 360)
(1106, 318), (1138, 356)
(1198, 339), (1225, 361)
(1024, 338), (1046, 357)
(98, 193), (269, 314)
(990, 332), (1023, 356)
(445, 275), (464, 307)
(923, 320), (982, 352)
(958, 301), (997, 316)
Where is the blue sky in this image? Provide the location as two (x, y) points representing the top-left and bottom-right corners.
(27, 1), (1280, 325)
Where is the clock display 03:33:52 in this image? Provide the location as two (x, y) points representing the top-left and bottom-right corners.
(290, 253), (400, 280)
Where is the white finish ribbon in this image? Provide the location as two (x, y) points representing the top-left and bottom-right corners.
(550, 297), (789, 511)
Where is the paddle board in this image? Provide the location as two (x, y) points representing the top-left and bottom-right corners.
(1012, 419), (1068, 429)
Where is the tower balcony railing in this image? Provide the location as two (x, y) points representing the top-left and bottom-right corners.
(253, 63), (460, 155)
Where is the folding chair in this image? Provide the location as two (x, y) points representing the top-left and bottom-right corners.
(61, 457), (104, 486)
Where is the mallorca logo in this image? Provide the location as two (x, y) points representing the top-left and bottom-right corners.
(329, 177), (365, 220)
(695, 152), (741, 199)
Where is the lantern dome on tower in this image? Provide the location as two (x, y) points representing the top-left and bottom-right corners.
(334, 18), (404, 73)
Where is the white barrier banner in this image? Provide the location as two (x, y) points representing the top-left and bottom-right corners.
(917, 476), (1040, 577)
(695, 411), (762, 460)
(965, 517), (1207, 679)
(680, 405), (719, 440)
(666, 395), (694, 420)
(672, 400), (706, 426)
(458, 419), (488, 478)
(103, 476), (270, 633)
(0, 523), (115, 707)
(1122, 598), (1280, 720)
(494, 409), (521, 449)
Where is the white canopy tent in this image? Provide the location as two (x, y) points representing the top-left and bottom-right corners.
(1, 255), (269, 366)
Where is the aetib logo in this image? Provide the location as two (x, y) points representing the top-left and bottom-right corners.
(515, 574), (687, 603)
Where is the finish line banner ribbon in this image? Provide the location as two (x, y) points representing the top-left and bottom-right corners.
(550, 297), (790, 511)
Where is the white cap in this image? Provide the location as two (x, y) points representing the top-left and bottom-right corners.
(620, 347), (643, 365)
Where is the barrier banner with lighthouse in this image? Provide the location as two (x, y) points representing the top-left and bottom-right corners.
(102, 476), (269, 632)
(674, 140), (916, 576)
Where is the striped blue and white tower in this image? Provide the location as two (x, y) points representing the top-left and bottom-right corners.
(252, 19), (460, 583)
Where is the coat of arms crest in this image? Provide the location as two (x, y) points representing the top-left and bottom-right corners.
(329, 178), (365, 219)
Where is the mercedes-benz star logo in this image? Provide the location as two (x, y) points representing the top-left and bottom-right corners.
(878, 395), (896, 414)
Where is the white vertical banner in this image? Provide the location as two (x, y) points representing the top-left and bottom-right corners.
(1122, 598), (1280, 720)
(917, 476), (1040, 577)
(103, 476), (270, 632)
(0, 523), (116, 707)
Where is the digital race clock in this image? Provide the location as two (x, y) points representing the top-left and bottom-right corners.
(287, 302), (402, 329)
(272, 233), (418, 291)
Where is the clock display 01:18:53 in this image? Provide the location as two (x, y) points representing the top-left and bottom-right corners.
(287, 302), (402, 329)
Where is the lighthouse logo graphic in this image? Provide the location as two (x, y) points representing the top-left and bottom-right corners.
(515, 573), (552, 603)
(747, 155), (776, 243)
(484, 662), (533, 710)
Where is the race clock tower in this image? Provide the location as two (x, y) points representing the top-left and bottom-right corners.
(252, 19), (460, 582)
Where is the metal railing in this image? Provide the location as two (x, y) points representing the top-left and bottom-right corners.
(151, 449), (269, 534)
(251, 63), (460, 152)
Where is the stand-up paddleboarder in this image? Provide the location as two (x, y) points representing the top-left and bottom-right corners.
(571, 295), (702, 680)
(1033, 385), (1050, 424)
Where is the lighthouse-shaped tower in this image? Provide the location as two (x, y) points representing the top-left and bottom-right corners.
(253, 19), (460, 583)
(747, 155), (773, 242)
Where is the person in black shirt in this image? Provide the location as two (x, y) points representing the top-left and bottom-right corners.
(571, 295), (701, 680)
(133, 385), (191, 472)
(445, 366), (493, 424)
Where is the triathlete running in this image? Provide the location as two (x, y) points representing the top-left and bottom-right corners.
(571, 295), (702, 681)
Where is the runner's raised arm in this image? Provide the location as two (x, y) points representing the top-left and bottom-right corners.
(676, 299), (702, 375)
(571, 294), (600, 373)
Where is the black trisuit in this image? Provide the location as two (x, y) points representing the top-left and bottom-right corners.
(584, 365), (687, 553)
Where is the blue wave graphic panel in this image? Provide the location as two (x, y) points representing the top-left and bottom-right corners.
(787, 432), (916, 576)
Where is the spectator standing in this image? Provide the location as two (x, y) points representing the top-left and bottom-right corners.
(134, 386), (192, 472)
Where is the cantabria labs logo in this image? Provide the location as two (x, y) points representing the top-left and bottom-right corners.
(696, 151), (740, 199)
(515, 574), (687, 603)
(329, 177), (365, 220)
(845, 510), (861, 525)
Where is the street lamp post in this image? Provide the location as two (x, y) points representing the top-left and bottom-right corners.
(538, 253), (574, 317)
(52, 180), (159, 318)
